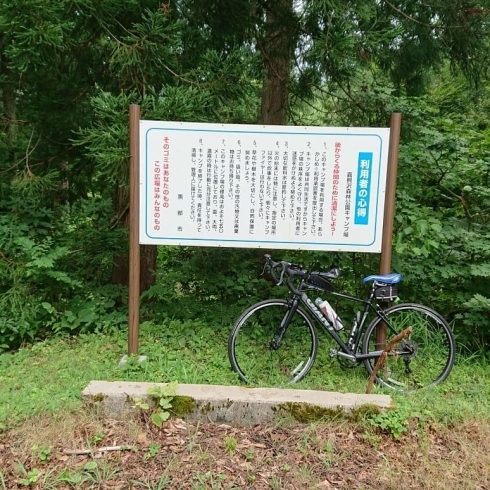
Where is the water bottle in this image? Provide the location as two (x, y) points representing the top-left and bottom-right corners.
(315, 298), (344, 331)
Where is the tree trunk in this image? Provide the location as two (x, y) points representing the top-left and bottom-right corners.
(259, 0), (294, 125)
(1, 53), (17, 148)
(256, 0), (294, 270)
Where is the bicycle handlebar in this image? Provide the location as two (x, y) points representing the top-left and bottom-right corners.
(263, 254), (340, 295)
(264, 254), (309, 293)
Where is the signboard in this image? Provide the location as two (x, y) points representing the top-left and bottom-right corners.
(140, 121), (390, 252)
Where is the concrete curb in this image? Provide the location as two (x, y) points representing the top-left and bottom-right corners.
(83, 381), (392, 426)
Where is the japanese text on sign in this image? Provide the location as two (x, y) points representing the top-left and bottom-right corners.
(140, 122), (390, 252)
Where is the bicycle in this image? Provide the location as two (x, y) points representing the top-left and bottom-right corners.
(228, 254), (456, 392)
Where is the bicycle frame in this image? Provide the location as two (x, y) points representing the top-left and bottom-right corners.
(283, 282), (391, 362)
(230, 255), (455, 391)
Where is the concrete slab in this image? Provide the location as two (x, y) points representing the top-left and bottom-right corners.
(83, 381), (392, 426)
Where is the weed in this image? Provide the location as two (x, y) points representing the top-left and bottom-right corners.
(31, 444), (52, 463)
(83, 461), (98, 472)
(224, 435), (238, 454)
(133, 382), (179, 427)
(369, 410), (408, 439)
(145, 442), (161, 460)
(131, 474), (171, 489)
(193, 471), (226, 489)
(321, 438), (336, 467)
(269, 474), (283, 490)
(15, 463), (40, 486)
(195, 448), (210, 463)
(82, 459), (120, 486)
(244, 447), (255, 461)
(296, 437), (310, 458)
(38, 468), (59, 490)
(89, 431), (105, 446)
(362, 431), (382, 448)
(120, 355), (149, 375)
(0, 471), (6, 490)
(133, 397), (151, 411)
(297, 465), (313, 483)
(149, 382), (178, 427)
(57, 468), (86, 486)
(186, 420), (201, 453)
(246, 472), (256, 484)
(322, 439), (335, 454)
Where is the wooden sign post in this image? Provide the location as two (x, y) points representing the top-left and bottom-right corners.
(128, 104), (141, 356)
(377, 112), (402, 347)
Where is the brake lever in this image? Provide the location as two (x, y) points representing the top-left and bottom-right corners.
(260, 261), (267, 276)
(261, 255), (281, 285)
(277, 262), (287, 286)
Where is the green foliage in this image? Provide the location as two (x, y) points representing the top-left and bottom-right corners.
(146, 442), (161, 460)
(0, 0), (489, 354)
(367, 409), (408, 439)
(141, 247), (274, 325)
(387, 78), (490, 343)
(16, 464), (40, 487)
(0, 195), (127, 350)
(148, 382), (178, 427)
(41, 286), (127, 335)
(31, 445), (52, 464)
(0, 204), (76, 349)
(134, 382), (179, 427)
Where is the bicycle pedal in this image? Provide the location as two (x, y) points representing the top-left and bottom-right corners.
(329, 349), (338, 358)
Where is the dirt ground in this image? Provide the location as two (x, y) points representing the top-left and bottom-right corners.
(1, 412), (489, 489)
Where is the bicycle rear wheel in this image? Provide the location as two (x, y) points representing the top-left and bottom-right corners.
(228, 299), (318, 387)
(361, 303), (456, 391)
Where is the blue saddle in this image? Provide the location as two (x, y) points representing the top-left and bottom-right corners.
(362, 273), (402, 285)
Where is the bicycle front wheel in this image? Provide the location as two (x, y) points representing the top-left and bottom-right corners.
(228, 299), (318, 387)
(362, 303), (456, 392)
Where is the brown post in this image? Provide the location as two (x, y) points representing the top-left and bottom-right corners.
(376, 113), (402, 347)
(128, 104), (141, 355)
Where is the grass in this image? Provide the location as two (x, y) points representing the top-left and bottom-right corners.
(0, 316), (488, 488)
(1, 318), (490, 429)
(1, 409), (490, 488)
(0, 319), (231, 427)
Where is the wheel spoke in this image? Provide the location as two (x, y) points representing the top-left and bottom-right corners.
(363, 304), (455, 391)
(228, 300), (317, 387)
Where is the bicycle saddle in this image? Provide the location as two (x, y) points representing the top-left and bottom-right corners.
(362, 273), (402, 285)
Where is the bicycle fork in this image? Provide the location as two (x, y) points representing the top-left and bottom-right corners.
(269, 298), (300, 350)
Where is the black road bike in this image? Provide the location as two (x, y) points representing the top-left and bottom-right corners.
(228, 255), (456, 392)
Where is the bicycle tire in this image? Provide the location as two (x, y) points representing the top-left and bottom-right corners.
(228, 299), (318, 387)
(361, 303), (456, 392)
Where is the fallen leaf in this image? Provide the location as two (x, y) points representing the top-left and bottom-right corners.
(316, 480), (332, 488)
(136, 433), (148, 445)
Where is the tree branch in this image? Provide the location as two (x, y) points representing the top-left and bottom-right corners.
(366, 326), (412, 394)
(63, 445), (134, 455)
(383, 0), (465, 29)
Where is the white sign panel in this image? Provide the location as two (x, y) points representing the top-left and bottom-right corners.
(140, 121), (390, 252)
